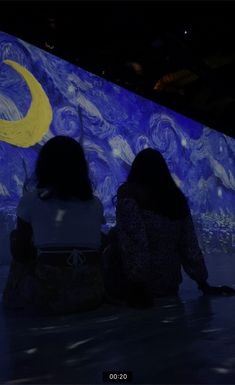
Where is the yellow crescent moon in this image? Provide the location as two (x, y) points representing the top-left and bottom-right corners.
(0, 60), (53, 148)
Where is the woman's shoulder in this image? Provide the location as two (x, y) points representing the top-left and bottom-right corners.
(17, 190), (41, 220)
(87, 196), (105, 222)
(117, 182), (136, 200)
(18, 189), (57, 209)
(19, 189), (40, 204)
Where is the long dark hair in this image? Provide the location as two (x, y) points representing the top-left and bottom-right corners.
(119, 148), (189, 219)
(35, 136), (93, 200)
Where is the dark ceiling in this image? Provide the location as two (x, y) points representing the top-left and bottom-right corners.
(1, 1), (235, 139)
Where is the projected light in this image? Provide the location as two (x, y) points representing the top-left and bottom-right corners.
(0, 31), (235, 263)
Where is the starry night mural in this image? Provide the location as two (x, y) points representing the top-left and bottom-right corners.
(0, 31), (235, 264)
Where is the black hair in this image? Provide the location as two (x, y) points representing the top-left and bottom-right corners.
(120, 148), (189, 219)
(35, 135), (93, 201)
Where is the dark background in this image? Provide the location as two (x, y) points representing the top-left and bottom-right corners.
(1, 1), (235, 138)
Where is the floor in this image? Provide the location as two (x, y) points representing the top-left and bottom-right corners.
(0, 253), (235, 384)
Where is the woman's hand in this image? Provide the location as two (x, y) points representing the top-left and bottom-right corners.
(198, 281), (235, 296)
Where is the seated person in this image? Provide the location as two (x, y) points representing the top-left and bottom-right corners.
(103, 148), (235, 307)
(3, 136), (106, 314)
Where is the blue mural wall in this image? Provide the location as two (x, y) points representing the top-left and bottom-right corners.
(0, 31), (235, 264)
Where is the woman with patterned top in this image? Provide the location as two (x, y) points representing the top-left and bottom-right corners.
(103, 148), (235, 307)
(3, 136), (105, 314)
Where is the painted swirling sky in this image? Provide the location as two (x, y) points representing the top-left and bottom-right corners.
(0, 30), (235, 226)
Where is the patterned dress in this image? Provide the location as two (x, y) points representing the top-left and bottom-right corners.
(112, 196), (208, 297)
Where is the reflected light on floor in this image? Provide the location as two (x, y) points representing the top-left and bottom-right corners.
(23, 348), (38, 354)
(162, 304), (178, 308)
(95, 316), (119, 323)
(67, 337), (94, 350)
(202, 328), (222, 333)
(6, 374), (52, 384)
(213, 367), (231, 374)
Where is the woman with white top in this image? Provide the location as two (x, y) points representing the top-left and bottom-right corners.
(3, 136), (105, 314)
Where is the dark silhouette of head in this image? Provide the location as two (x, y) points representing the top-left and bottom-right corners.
(123, 148), (189, 219)
(128, 148), (174, 188)
(35, 136), (93, 200)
